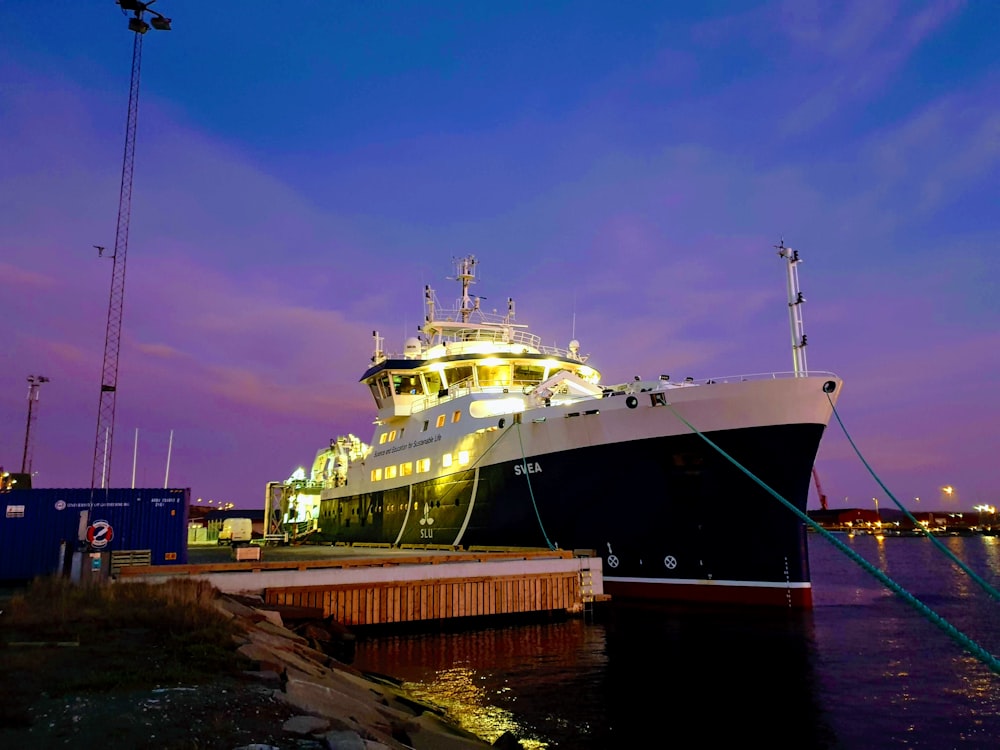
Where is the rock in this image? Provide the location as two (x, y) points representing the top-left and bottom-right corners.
(243, 669), (283, 684)
(219, 593), (494, 750)
(282, 714), (331, 734)
(254, 608), (285, 628)
(280, 669), (402, 734)
(322, 729), (367, 749)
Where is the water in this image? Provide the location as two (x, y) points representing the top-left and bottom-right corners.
(352, 534), (1000, 748)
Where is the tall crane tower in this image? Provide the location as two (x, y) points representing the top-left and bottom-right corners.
(91, 1), (172, 490)
(21, 375), (50, 477)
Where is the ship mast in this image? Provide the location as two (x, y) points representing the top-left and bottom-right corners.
(454, 255), (478, 324)
(776, 240), (808, 376)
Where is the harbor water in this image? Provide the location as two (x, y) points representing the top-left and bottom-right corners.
(352, 534), (1000, 748)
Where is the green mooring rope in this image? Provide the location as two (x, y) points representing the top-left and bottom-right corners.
(827, 394), (1000, 604)
(664, 401), (1000, 676)
(515, 420), (556, 550)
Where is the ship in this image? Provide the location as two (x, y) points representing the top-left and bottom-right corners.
(274, 253), (841, 607)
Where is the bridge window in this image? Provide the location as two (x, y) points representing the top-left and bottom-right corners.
(444, 365), (473, 389)
(394, 373), (421, 395)
(376, 374), (392, 398)
(423, 370), (442, 395)
(477, 363), (511, 387)
(513, 363), (545, 386)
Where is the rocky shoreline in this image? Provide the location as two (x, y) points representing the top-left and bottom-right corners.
(218, 593), (523, 750)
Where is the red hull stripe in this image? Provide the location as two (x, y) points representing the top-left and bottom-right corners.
(604, 577), (814, 608)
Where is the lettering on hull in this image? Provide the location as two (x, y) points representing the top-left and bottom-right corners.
(514, 462), (542, 476)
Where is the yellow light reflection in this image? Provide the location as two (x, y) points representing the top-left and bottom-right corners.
(399, 668), (547, 749)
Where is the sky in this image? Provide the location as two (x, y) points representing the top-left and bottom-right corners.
(1, 1), (997, 513)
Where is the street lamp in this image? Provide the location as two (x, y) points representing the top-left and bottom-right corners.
(118, 1), (172, 33)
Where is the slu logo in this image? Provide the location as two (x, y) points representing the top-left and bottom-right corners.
(418, 502), (435, 539)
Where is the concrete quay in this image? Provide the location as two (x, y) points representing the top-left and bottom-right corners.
(120, 544), (606, 628)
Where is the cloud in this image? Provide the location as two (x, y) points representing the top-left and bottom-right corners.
(773, 1), (964, 133)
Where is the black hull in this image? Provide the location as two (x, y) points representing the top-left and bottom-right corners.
(318, 423), (823, 607)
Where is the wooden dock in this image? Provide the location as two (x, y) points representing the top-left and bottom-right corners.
(118, 547), (606, 627)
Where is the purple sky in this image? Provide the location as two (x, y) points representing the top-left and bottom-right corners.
(2, 2), (997, 512)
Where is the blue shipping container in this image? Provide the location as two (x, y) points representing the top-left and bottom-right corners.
(0, 487), (189, 582)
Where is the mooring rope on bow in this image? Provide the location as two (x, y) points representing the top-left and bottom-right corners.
(664, 401), (1000, 676)
(827, 394), (1000, 604)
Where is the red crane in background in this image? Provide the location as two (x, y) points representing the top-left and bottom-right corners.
(91, 2), (171, 489)
(812, 467), (829, 511)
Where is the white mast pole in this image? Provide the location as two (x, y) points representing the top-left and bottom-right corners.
(776, 240), (808, 376)
(131, 428), (138, 489)
(102, 428), (110, 488)
(164, 429), (173, 489)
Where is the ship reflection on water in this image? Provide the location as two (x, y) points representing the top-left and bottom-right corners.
(351, 605), (832, 748)
(350, 537), (1000, 749)
(353, 617), (609, 748)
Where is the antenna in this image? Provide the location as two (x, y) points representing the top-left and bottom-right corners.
(776, 239), (808, 376)
(571, 291), (577, 341)
(91, 2), (171, 490)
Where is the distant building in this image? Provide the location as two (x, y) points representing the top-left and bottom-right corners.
(0, 470), (31, 491)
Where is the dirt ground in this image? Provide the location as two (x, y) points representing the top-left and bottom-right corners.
(0, 585), (316, 750)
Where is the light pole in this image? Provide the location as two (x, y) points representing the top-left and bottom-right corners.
(91, 1), (171, 489)
(22, 375), (50, 476)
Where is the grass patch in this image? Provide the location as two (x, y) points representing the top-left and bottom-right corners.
(0, 577), (249, 707)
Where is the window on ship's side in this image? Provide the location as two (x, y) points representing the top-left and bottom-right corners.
(452, 410), (461, 423)
(436, 414), (446, 428)
(422, 420), (429, 432)
(416, 458), (430, 473)
(371, 468), (382, 481)
(400, 462), (413, 476)
(442, 453), (453, 468)
(458, 450), (470, 466)
(388, 430), (397, 442)
(386, 465), (397, 479)
(378, 433), (388, 445)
